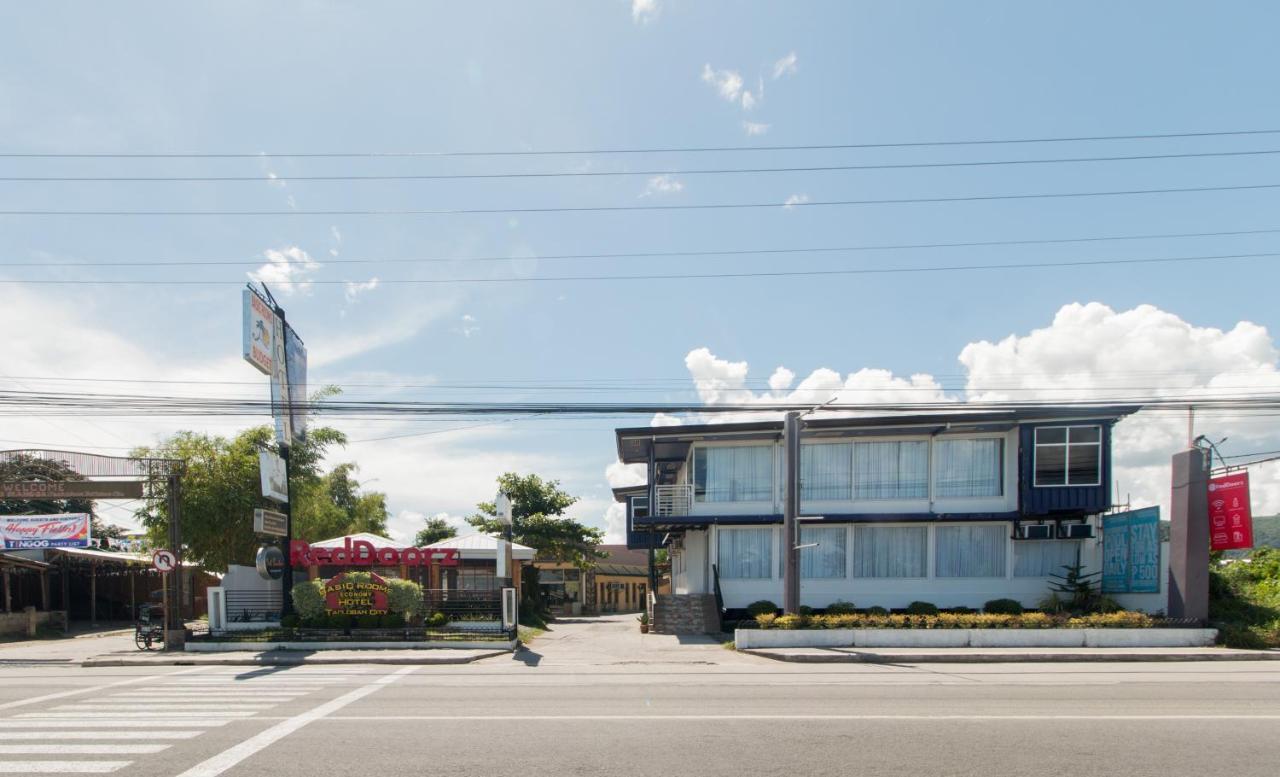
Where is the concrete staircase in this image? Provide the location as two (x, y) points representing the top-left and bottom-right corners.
(650, 594), (720, 635)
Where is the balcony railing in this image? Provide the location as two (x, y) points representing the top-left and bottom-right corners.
(655, 484), (693, 517)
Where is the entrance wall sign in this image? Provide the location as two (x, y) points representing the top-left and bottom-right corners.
(289, 538), (460, 567)
(1209, 472), (1254, 551)
(324, 571), (391, 616)
(256, 545), (285, 580)
(1, 513), (92, 549)
(0, 481), (143, 500)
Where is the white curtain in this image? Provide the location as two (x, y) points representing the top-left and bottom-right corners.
(800, 526), (847, 579)
(1014, 540), (1081, 577)
(717, 527), (772, 579)
(801, 443), (851, 501)
(703, 445), (773, 502)
(935, 525), (1007, 577)
(852, 525), (927, 578)
(854, 441), (929, 500)
(935, 439), (1003, 498)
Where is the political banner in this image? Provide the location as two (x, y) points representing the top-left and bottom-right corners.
(1, 513), (92, 549)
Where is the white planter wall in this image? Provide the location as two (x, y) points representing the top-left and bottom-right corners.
(734, 628), (1218, 650)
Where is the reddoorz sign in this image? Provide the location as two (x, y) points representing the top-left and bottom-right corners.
(324, 572), (392, 616)
(289, 538), (460, 567)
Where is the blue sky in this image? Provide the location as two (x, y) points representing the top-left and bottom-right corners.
(4, 1), (1280, 539)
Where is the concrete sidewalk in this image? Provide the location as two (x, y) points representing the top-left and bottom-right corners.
(82, 646), (511, 667)
(742, 646), (1280, 663)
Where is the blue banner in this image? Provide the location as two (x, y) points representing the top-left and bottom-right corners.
(1102, 507), (1161, 594)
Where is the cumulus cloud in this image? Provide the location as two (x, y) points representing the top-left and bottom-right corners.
(248, 246), (321, 294)
(657, 303), (1280, 521)
(701, 63), (745, 103)
(641, 174), (685, 197)
(343, 277), (379, 302)
(743, 121), (771, 136)
(783, 193), (810, 209)
(454, 313), (480, 338)
(773, 51), (799, 79)
(632, 0), (659, 24)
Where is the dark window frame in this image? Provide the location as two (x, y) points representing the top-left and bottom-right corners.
(1033, 425), (1102, 487)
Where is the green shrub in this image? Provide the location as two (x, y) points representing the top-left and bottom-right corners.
(354, 614), (382, 629)
(290, 579), (327, 620)
(746, 600), (779, 617)
(387, 578), (425, 621)
(864, 606), (889, 616)
(797, 605), (814, 616)
(750, 609), (1156, 630)
(984, 598), (1024, 616)
(379, 613), (406, 628)
(280, 614), (301, 629)
(905, 601), (939, 616)
(825, 600), (856, 615)
(1066, 611), (1154, 629)
(426, 611), (448, 627)
(326, 613), (351, 630)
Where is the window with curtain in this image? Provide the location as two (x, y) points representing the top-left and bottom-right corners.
(934, 438), (1003, 498)
(717, 527), (773, 579)
(799, 526), (847, 579)
(853, 440), (929, 500)
(1034, 426), (1102, 486)
(801, 443), (852, 501)
(694, 445), (774, 502)
(935, 525), (1007, 577)
(1013, 540), (1081, 577)
(852, 525), (928, 578)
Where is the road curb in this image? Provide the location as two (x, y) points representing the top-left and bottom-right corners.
(742, 649), (1280, 663)
(81, 649), (511, 667)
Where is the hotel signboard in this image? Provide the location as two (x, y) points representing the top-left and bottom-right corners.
(324, 572), (391, 616)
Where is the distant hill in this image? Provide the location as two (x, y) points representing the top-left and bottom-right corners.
(1251, 515), (1280, 549)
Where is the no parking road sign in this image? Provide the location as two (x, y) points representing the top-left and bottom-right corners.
(152, 548), (177, 573)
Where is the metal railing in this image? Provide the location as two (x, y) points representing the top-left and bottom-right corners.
(422, 589), (506, 633)
(224, 591), (282, 624)
(655, 484), (693, 517)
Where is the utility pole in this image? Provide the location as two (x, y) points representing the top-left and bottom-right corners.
(782, 411), (801, 615)
(274, 302), (295, 619)
(164, 470), (185, 649)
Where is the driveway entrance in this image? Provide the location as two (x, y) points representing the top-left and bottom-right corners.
(512, 612), (752, 668)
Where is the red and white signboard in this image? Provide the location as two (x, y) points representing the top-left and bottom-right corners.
(1209, 472), (1254, 551)
(242, 289), (277, 376)
(152, 549), (177, 573)
(1, 513), (91, 549)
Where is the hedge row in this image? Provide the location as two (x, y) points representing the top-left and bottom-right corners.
(752, 611), (1156, 630)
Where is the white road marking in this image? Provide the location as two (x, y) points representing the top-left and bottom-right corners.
(321, 713), (1280, 721)
(19, 711), (258, 719)
(0, 762), (130, 773)
(0, 667), (209, 712)
(0, 720), (231, 729)
(55, 704), (275, 711)
(1, 732), (202, 740)
(174, 667), (416, 777)
(0, 744), (170, 754)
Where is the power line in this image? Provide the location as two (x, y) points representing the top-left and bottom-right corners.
(11, 225), (1280, 269)
(2, 249), (1277, 286)
(8, 148), (1280, 182)
(7, 181), (1280, 217)
(6, 128), (1280, 158)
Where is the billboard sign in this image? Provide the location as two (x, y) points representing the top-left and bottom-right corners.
(270, 314), (293, 444)
(1209, 472), (1254, 551)
(1102, 507), (1161, 594)
(0, 481), (143, 500)
(284, 324), (307, 443)
(324, 571), (391, 616)
(242, 289), (276, 376)
(1, 513), (92, 549)
(258, 451), (288, 504)
(254, 508), (288, 537)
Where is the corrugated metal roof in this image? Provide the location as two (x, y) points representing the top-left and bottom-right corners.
(424, 533), (535, 560)
(310, 533), (410, 549)
(49, 547), (153, 565)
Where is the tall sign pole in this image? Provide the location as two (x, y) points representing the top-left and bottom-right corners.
(163, 471), (184, 649)
(495, 492), (514, 589)
(1168, 447), (1210, 621)
(273, 301), (296, 618)
(782, 411), (801, 615)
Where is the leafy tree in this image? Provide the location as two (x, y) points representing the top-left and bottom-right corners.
(133, 395), (391, 571)
(467, 472), (604, 616)
(415, 516), (457, 546)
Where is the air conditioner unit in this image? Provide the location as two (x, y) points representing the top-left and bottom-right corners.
(1021, 524), (1053, 540)
(1061, 523), (1094, 540)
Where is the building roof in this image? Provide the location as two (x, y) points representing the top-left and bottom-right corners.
(615, 406), (1141, 464)
(425, 532), (535, 560)
(48, 547), (154, 566)
(310, 532), (411, 550)
(596, 544), (651, 567)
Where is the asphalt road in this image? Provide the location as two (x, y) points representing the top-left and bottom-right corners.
(0, 616), (1278, 777)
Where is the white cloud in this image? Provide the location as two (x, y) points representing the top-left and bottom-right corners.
(454, 313), (480, 338)
(783, 193), (810, 209)
(660, 303), (1280, 521)
(641, 174), (685, 197)
(310, 300), (458, 367)
(343, 277), (379, 302)
(743, 121), (771, 136)
(631, 0), (659, 24)
(773, 51), (798, 79)
(247, 246), (321, 295)
(701, 63), (744, 104)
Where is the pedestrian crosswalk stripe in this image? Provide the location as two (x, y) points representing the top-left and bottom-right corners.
(56, 704), (275, 711)
(0, 720), (231, 728)
(19, 712), (258, 719)
(1, 732), (203, 740)
(0, 762), (131, 773)
(0, 744), (171, 754)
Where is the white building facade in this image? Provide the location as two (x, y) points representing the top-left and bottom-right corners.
(614, 407), (1164, 613)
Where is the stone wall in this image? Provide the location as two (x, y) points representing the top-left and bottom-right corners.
(0, 608), (67, 637)
(651, 594), (720, 635)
